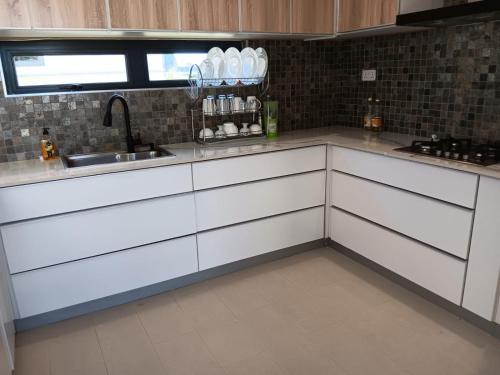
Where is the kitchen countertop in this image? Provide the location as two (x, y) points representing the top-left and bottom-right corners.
(1, 126), (500, 188)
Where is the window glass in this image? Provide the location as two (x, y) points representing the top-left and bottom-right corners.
(13, 54), (128, 87)
(147, 53), (206, 81)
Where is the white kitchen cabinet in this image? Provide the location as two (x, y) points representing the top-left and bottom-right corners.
(192, 146), (326, 190)
(0, 164), (192, 224)
(463, 176), (500, 321)
(12, 235), (198, 318)
(195, 171), (325, 231)
(0, 239), (14, 373)
(331, 146), (478, 208)
(330, 171), (474, 259)
(330, 208), (466, 304)
(2, 194), (196, 273)
(197, 207), (325, 270)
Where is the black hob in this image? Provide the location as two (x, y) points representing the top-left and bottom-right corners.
(395, 136), (500, 166)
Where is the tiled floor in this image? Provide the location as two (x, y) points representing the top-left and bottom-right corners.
(14, 247), (500, 375)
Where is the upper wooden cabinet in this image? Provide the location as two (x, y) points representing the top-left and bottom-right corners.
(0, 0), (30, 28)
(240, 0), (290, 33)
(337, 0), (398, 32)
(109, 0), (178, 30)
(180, 0), (239, 32)
(291, 0), (334, 34)
(29, 0), (106, 29)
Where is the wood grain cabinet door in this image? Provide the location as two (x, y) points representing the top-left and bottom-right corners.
(109, 0), (179, 30)
(338, 0), (397, 32)
(240, 0), (290, 33)
(291, 0), (334, 34)
(0, 0), (31, 28)
(180, 0), (239, 32)
(29, 0), (106, 28)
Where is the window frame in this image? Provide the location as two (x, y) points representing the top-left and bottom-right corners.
(0, 40), (241, 96)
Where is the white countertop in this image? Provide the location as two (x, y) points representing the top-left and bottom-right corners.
(1, 126), (500, 188)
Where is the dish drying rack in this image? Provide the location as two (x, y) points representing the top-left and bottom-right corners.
(186, 64), (270, 145)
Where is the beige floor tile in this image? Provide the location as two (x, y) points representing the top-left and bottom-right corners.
(13, 334), (51, 375)
(221, 349), (287, 375)
(210, 272), (271, 317)
(306, 322), (412, 375)
(173, 282), (236, 327)
(92, 305), (165, 375)
(154, 331), (225, 375)
(134, 293), (195, 344)
(45, 316), (107, 375)
(195, 318), (264, 368)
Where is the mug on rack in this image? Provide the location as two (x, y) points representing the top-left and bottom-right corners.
(246, 96), (262, 112)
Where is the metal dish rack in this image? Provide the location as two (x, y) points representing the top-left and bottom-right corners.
(186, 64), (270, 145)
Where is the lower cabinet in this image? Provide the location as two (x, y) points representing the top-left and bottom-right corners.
(330, 171), (474, 259)
(197, 207), (325, 270)
(2, 194), (196, 274)
(195, 171), (326, 231)
(12, 236), (198, 318)
(463, 176), (500, 321)
(330, 208), (466, 304)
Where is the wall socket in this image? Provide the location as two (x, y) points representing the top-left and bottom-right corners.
(21, 129), (30, 137)
(362, 69), (377, 81)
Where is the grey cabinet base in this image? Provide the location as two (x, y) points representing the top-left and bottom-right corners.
(328, 239), (500, 339)
(15, 239), (326, 332)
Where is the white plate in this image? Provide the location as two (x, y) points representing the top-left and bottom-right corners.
(207, 47), (225, 86)
(241, 47), (259, 85)
(255, 47), (268, 83)
(224, 47), (242, 86)
(198, 59), (214, 87)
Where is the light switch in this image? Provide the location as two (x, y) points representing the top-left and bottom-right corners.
(362, 69), (376, 81)
(21, 129), (30, 137)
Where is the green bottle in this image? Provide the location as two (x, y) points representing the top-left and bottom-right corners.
(264, 99), (278, 139)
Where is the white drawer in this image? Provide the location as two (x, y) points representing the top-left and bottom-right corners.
(192, 146), (326, 190)
(330, 171), (473, 258)
(197, 207), (324, 270)
(331, 147), (478, 208)
(0, 164), (193, 224)
(12, 235), (198, 318)
(330, 208), (466, 304)
(2, 194), (196, 273)
(196, 171), (326, 231)
(462, 176), (500, 321)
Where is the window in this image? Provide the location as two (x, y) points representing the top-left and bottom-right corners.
(147, 53), (206, 81)
(13, 54), (128, 87)
(0, 40), (239, 96)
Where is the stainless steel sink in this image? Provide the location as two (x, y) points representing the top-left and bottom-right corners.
(62, 148), (175, 168)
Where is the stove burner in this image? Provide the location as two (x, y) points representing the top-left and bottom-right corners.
(395, 136), (500, 167)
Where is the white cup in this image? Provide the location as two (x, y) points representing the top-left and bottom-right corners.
(249, 124), (262, 134)
(199, 128), (214, 139)
(231, 97), (244, 113)
(223, 122), (238, 137)
(246, 96), (262, 112)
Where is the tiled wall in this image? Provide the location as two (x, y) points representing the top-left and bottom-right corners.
(331, 21), (500, 142)
(1, 20), (500, 162)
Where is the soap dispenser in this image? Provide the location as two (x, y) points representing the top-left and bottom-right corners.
(40, 127), (57, 160)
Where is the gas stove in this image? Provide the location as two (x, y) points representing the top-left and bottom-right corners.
(395, 136), (500, 167)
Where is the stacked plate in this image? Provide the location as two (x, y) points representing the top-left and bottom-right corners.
(204, 46), (268, 86)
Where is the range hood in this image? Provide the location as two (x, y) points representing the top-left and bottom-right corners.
(397, 1), (500, 27)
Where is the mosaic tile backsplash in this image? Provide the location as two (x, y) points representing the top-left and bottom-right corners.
(1, 20), (500, 162)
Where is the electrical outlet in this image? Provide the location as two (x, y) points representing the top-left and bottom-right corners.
(21, 129), (30, 137)
(362, 69), (376, 81)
